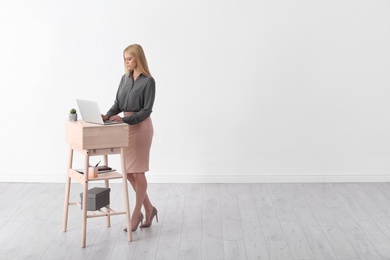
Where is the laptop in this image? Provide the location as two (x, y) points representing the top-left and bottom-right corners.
(76, 99), (122, 125)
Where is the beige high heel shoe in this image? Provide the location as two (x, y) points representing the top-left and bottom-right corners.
(140, 207), (158, 228)
(123, 213), (144, 232)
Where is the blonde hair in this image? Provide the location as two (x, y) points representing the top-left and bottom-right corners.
(123, 44), (151, 77)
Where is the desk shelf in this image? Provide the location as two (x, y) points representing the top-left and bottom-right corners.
(68, 169), (123, 182)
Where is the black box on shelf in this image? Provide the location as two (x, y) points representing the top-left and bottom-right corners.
(80, 187), (110, 211)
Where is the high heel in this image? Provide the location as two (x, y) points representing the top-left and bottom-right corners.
(132, 213), (144, 231)
(140, 207), (158, 228)
(123, 213), (144, 232)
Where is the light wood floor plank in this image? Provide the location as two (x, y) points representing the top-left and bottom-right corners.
(241, 220), (270, 259)
(266, 240), (293, 260)
(280, 221), (314, 259)
(329, 207), (366, 240)
(202, 221), (224, 260)
(361, 183), (390, 215)
(219, 183), (238, 208)
(332, 183), (371, 221)
(131, 238), (159, 260)
(222, 219), (244, 241)
(251, 183), (273, 208)
(358, 220), (390, 259)
(293, 205), (328, 241)
(314, 183), (345, 209)
(202, 184), (221, 223)
(267, 184), (297, 222)
(179, 239), (201, 260)
(300, 183), (334, 221)
(282, 183), (308, 208)
(257, 207), (285, 241)
(223, 240), (247, 260)
(349, 238), (383, 260)
(184, 184), (202, 208)
(306, 239), (338, 260)
(318, 219), (359, 259)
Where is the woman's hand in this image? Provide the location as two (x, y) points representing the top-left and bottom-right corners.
(108, 115), (123, 122)
(101, 114), (109, 121)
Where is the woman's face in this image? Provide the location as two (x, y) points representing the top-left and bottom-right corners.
(124, 52), (137, 71)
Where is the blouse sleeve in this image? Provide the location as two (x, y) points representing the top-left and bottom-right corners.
(105, 76), (124, 117)
(123, 77), (156, 125)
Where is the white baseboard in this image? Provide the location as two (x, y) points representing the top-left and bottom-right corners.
(1, 173), (390, 183)
(147, 174), (390, 183)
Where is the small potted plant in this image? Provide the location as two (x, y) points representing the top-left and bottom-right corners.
(69, 108), (78, 121)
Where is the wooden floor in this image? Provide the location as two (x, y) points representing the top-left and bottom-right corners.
(1, 182), (390, 260)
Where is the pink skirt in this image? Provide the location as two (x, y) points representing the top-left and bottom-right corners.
(123, 112), (153, 173)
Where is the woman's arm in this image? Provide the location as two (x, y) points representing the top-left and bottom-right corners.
(105, 76), (125, 118)
(123, 77), (155, 125)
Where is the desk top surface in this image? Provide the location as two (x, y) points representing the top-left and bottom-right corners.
(68, 120), (128, 128)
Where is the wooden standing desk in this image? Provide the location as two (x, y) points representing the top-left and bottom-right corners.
(62, 121), (132, 248)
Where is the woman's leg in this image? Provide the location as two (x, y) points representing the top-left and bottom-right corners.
(126, 173), (136, 190)
(127, 173), (154, 227)
(127, 173), (153, 211)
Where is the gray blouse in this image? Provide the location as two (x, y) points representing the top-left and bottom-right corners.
(105, 73), (155, 125)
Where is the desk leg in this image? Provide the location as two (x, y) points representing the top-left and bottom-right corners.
(121, 148), (132, 242)
(81, 152), (89, 248)
(62, 147), (73, 232)
(104, 179), (111, 227)
(103, 155), (111, 227)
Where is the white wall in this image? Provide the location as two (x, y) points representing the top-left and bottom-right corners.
(1, 0), (389, 183)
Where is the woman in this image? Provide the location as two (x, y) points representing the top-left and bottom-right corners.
(103, 44), (158, 232)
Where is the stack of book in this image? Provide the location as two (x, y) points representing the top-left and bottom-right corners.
(76, 166), (115, 174)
